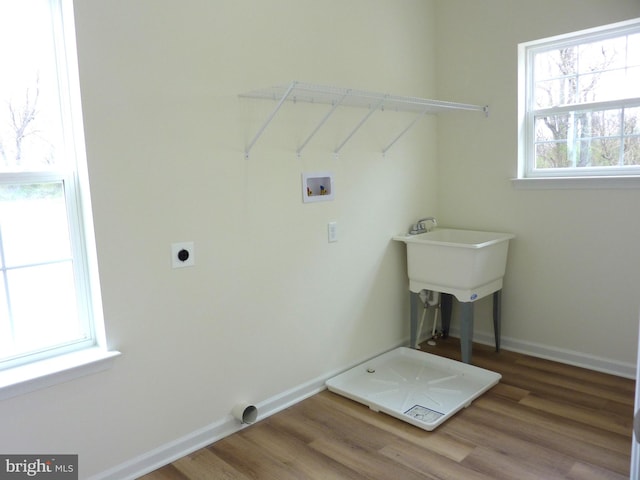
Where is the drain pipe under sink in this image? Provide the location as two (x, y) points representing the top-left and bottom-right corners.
(416, 290), (440, 348)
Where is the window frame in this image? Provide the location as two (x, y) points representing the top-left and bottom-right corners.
(518, 18), (640, 181)
(0, 0), (115, 389)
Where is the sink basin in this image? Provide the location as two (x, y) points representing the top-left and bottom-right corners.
(393, 228), (515, 302)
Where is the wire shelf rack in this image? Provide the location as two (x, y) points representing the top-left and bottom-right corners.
(239, 81), (488, 158)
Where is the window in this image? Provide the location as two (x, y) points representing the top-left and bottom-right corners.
(0, 1), (104, 371)
(518, 18), (640, 179)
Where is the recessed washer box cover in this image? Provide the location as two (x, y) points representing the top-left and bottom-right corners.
(302, 172), (334, 203)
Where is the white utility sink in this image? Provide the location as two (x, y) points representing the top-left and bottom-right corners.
(393, 228), (515, 302)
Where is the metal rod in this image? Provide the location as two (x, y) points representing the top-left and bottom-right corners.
(297, 92), (348, 157)
(244, 81), (297, 159)
(334, 95), (387, 156)
(382, 107), (429, 155)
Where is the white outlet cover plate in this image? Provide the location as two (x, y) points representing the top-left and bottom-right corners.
(171, 241), (195, 268)
(328, 221), (337, 242)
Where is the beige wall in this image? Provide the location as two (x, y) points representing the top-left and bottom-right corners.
(435, 0), (640, 369)
(0, 0), (438, 476)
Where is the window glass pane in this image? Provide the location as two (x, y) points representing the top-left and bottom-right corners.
(7, 262), (83, 358)
(628, 33), (640, 66)
(577, 70), (617, 102)
(0, 183), (72, 267)
(535, 142), (569, 169)
(624, 137), (640, 165)
(578, 36), (626, 73)
(622, 66), (640, 99)
(535, 114), (570, 141)
(0, 276), (10, 354)
(578, 138), (621, 166)
(534, 46), (577, 80)
(579, 69), (639, 103)
(0, 0), (65, 172)
(535, 78), (577, 108)
(625, 107), (640, 134)
(576, 109), (621, 138)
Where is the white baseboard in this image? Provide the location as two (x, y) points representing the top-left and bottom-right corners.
(89, 342), (404, 480)
(90, 416), (237, 480)
(448, 327), (636, 379)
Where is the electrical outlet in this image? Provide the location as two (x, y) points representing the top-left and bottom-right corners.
(328, 222), (337, 243)
(171, 241), (195, 268)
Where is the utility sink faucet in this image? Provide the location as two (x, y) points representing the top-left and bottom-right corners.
(409, 217), (437, 235)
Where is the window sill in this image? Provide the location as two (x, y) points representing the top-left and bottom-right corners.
(511, 176), (640, 190)
(0, 348), (121, 401)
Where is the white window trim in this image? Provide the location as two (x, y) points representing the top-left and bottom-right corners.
(517, 17), (640, 187)
(511, 175), (640, 190)
(0, 348), (120, 401)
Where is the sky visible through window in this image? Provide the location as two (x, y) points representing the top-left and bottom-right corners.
(534, 34), (640, 107)
(0, 0), (64, 172)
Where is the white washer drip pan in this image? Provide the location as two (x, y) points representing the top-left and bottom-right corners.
(326, 347), (501, 431)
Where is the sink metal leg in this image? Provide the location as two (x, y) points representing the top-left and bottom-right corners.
(410, 290), (497, 363)
(460, 301), (474, 364)
(493, 290), (502, 352)
(441, 293), (453, 338)
(410, 291), (419, 349)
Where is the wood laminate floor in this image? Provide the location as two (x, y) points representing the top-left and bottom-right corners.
(140, 338), (635, 479)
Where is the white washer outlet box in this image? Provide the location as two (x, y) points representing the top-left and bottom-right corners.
(302, 172), (334, 203)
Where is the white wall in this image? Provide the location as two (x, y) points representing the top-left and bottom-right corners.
(0, 0), (439, 477)
(435, 0), (640, 371)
